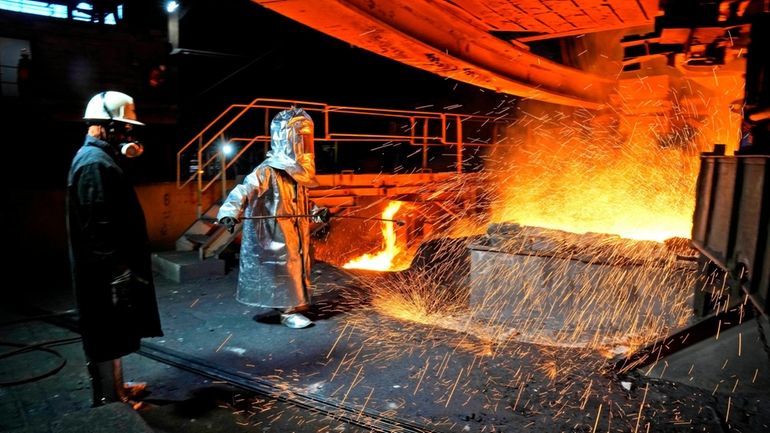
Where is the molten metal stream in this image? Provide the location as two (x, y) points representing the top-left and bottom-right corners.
(342, 201), (410, 271)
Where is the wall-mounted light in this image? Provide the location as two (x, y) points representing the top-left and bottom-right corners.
(221, 142), (234, 157)
(165, 1), (179, 13)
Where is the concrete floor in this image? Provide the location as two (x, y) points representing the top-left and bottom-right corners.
(643, 313), (770, 393)
(1, 259), (769, 433)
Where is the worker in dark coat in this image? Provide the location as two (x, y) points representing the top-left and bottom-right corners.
(66, 91), (162, 407)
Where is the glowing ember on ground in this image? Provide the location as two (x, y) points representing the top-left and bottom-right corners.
(355, 85), (733, 353)
(342, 201), (411, 271)
(319, 68), (740, 422)
(213, 34), (764, 433)
(355, 227), (695, 357)
(370, 292), (443, 325)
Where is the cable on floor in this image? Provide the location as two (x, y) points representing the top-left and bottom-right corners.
(0, 309), (81, 387)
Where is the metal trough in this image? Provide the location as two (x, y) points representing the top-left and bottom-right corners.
(468, 223), (697, 348)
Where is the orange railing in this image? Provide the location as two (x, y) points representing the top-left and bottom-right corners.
(176, 98), (511, 214)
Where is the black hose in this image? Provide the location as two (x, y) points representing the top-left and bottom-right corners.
(0, 309), (81, 387)
(0, 309), (77, 327)
(0, 338), (81, 386)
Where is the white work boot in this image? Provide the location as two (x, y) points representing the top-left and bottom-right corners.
(280, 312), (313, 329)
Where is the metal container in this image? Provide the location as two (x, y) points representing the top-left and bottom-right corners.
(759, 226), (770, 313)
(706, 158), (738, 265)
(733, 157), (770, 313)
(691, 155), (770, 313)
(692, 157), (716, 245)
(468, 227), (695, 346)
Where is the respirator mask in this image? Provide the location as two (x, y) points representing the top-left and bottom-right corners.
(106, 122), (144, 158)
(120, 140), (144, 158)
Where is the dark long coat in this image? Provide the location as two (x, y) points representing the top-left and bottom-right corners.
(66, 135), (162, 362)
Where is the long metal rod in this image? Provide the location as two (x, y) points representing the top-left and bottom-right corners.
(239, 214), (406, 225)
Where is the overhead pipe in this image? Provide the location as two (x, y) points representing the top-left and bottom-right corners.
(252, 0), (614, 109)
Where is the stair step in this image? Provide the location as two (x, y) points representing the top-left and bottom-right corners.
(151, 251), (225, 282)
(186, 234), (211, 244)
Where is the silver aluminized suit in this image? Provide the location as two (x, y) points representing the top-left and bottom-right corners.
(217, 108), (318, 309)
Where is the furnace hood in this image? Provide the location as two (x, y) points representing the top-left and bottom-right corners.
(251, 0), (659, 109)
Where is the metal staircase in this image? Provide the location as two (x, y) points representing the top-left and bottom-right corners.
(174, 203), (238, 260)
(151, 202), (236, 282)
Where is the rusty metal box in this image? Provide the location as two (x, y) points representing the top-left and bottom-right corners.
(692, 155), (770, 313)
(733, 157), (770, 312)
(468, 228), (695, 347)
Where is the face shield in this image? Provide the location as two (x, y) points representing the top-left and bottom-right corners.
(287, 115), (314, 157)
(269, 107), (314, 161)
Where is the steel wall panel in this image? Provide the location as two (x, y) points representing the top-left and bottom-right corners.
(732, 158), (768, 281)
(705, 159), (738, 264)
(736, 157), (770, 312)
(692, 155), (770, 314)
(692, 158), (716, 245)
(759, 225), (770, 312)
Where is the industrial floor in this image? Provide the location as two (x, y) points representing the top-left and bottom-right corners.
(1, 258), (769, 433)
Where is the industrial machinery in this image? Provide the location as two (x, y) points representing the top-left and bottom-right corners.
(690, 8), (769, 318)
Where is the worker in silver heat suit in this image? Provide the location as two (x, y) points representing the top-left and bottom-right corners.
(217, 107), (326, 329)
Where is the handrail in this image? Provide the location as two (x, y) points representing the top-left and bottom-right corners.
(176, 98), (512, 216)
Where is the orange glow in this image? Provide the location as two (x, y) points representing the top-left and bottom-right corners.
(472, 56), (743, 243)
(343, 201), (410, 271)
(370, 294), (441, 326)
(338, 68), (741, 361)
(491, 135), (699, 241)
(487, 95), (740, 242)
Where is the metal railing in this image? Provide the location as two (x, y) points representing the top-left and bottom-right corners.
(176, 98), (512, 215)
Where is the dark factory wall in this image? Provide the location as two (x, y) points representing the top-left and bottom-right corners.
(1, 0), (510, 186)
(0, 0), (511, 294)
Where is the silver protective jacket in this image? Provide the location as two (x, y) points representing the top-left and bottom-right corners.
(217, 108), (318, 308)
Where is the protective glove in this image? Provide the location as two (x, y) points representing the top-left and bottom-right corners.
(312, 207), (331, 224)
(110, 269), (147, 311)
(219, 216), (239, 234)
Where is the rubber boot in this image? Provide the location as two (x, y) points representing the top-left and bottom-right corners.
(87, 359), (147, 408)
(86, 359), (122, 407)
(114, 358), (148, 400)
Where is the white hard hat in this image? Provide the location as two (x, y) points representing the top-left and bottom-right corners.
(83, 91), (144, 126)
